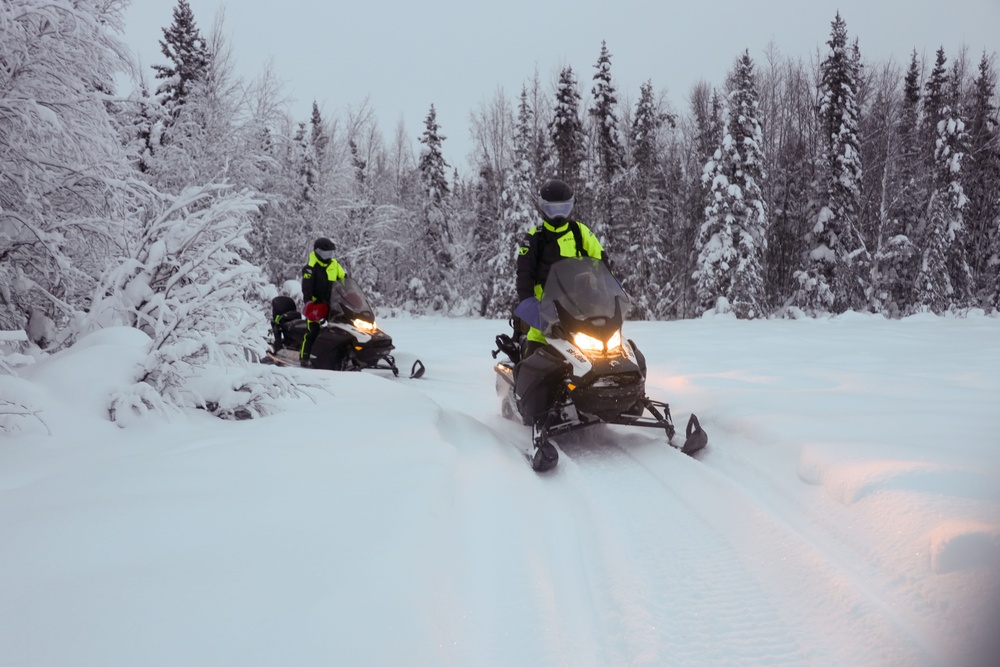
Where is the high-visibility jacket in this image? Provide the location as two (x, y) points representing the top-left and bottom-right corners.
(515, 219), (608, 343)
(516, 219), (605, 302)
(302, 252), (346, 306)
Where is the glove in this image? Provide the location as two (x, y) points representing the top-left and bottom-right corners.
(303, 302), (329, 322)
(513, 297), (541, 330)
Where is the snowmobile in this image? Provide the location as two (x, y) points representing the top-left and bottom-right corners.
(492, 256), (707, 472)
(265, 277), (425, 379)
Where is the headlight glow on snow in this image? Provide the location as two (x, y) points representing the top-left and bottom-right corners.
(572, 329), (623, 353)
(353, 318), (378, 334)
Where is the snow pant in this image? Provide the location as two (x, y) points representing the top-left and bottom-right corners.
(301, 319), (322, 361)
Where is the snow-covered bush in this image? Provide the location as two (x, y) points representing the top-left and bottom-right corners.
(0, 330), (47, 435)
(84, 184), (313, 424)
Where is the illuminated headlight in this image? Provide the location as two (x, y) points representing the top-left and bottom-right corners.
(572, 329), (623, 353)
(606, 329), (622, 352)
(353, 318), (378, 334)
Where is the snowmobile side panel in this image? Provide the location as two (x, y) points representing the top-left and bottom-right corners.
(514, 349), (569, 426)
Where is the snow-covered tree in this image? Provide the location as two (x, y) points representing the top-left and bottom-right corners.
(486, 87), (542, 315)
(963, 53), (1000, 308)
(153, 0), (210, 120)
(590, 42), (625, 183)
(588, 41), (627, 247)
(913, 56), (973, 313)
(617, 80), (674, 319)
(84, 185), (307, 423)
(416, 105), (454, 311)
(791, 13), (868, 314)
(549, 66), (586, 193)
(695, 52), (769, 318)
(468, 89), (524, 317)
(0, 0), (135, 347)
(757, 47), (815, 311)
(872, 52), (923, 315)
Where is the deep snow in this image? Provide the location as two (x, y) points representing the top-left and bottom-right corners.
(2, 313), (999, 667)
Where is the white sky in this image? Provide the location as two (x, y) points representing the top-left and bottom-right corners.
(2, 313), (999, 665)
(121, 0), (1000, 168)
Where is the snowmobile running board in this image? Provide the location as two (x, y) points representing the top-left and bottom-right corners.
(265, 349), (426, 379)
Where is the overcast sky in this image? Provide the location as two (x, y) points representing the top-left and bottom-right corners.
(120, 0), (1000, 168)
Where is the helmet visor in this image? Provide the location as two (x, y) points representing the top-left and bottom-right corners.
(538, 197), (574, 220)
(315, 248), (336, 261)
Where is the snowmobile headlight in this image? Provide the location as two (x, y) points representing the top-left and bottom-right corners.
(606, 329), (623, 352)
(572, 331), (605, 353)
(572, 329), (623, 354)
(352, 318), (378, 334)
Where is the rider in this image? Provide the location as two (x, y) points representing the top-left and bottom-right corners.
(514, 178), (609, 358)
(300, 237), (346, 367)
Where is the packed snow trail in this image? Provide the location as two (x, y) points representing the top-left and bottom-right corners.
(2, 314), (997, 667)
(387, 316), (999, 667)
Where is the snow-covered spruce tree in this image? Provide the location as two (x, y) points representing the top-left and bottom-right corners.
(694, 52), (769, 319)
(416, 105), (455, 312)
(550, 66), (587, 199)
(667, 83), (724, 319)
(590, 42), (626, 183)
(619, 80), (673, 319)
(588, 41), (627, 257)
(791, 13), (868, 314)
(146, 11), (262, 196)
(152, 0), (210, 123)
(964, 54), (1000, 308)
(0, 0), (134, 348)
(913, 57), (973, 314)
(84, 185), (307, 423)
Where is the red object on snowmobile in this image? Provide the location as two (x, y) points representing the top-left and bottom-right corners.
(303, 302), (328, 322)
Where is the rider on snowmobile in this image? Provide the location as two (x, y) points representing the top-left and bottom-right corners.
(515, 179), (610, 359)
(300, 237), (347, 367)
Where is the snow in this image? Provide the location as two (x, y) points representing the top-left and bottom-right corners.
(2, 314), (999, 667)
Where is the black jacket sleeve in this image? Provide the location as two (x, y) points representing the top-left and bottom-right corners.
(515, 231), (538, 302)
(301, 263), (316, 303)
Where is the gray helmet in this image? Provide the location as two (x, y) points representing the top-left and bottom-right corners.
(313, 237), (336, 261)
(537, 179), (574, 223)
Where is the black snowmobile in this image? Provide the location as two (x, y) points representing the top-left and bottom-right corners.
(266, 277), (425, 379)
(492, 257), (707, 472)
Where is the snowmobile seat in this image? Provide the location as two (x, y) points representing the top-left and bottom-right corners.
(270, 296), (302, 351)
(272, 295), (298, 319)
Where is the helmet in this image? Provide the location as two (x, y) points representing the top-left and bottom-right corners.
(537, 179), (574, 223)
(313, 237), (336, 261)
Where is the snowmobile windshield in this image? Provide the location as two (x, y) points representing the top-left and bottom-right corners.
(328, 278), (376, 322)
(537, 257), (630, 339)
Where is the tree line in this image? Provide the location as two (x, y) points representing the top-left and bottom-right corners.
(2, 1), (998, 423)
